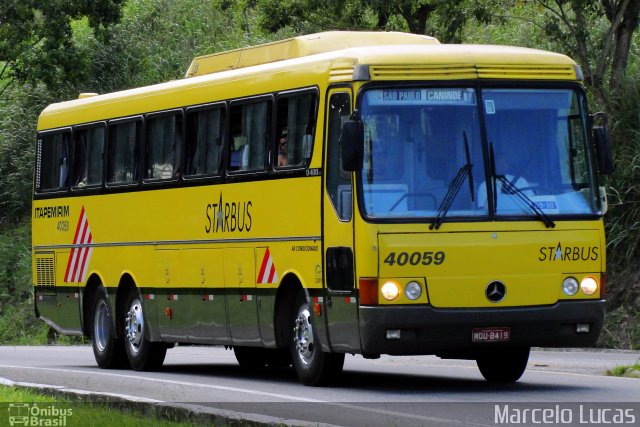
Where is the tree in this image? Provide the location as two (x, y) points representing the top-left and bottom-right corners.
(533, 0), (640, 102)
(255, 0), (496, 43)
(0, 0), (125, 97)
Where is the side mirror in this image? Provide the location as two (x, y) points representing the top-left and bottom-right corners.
(340, 120), (364, 172)
(593, 125), (614, 175)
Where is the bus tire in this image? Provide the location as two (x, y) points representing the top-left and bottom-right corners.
(476, 346), (530, 383)
(91, 287), (127, 369)
(123, 288), (166, 371)
(290, 293), (344, 386)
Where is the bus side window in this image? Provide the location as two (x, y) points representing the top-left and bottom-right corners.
(326, 92), (352, 220)
(72, 125), (105, 188)
(107, 119), (141, 185)
(275, 91), (317, 168)
(145, 112), (182, 180)
(228, 100), (271, 172)
(185, 106), (224, 176)
(38, 131), (71, 192)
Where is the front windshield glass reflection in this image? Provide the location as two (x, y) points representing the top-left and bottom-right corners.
(360, 88), (486, 219)
(359, 87), (599, 221)
(482, 89), (599, 217)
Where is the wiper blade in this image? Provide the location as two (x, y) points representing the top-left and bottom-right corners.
(497, 176), (556, 228)
(430, 134), (474, 230)
(430, 164), (471, 230)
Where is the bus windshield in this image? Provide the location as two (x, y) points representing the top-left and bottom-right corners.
(358, 87), (599, 221)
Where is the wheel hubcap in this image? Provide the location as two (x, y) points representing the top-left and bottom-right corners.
(94, 299), (110, 352)
(125, 298), (144, 354)
(293, 306), (314, 365)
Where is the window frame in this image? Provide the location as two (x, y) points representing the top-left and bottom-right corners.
(273, 88), (319, 172)
(142, 109), (184, 185)
(105, 115), (144, 189)
(226, 95), (273, 177)
(70, 121), (107, 192)
(183, 102), (227, 182)
(324, 89), (353, 222)
(35, 127), (73, 195)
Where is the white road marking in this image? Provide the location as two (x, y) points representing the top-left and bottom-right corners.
(0, 364), (322, 402)
(0, 375), (162, 403)
(0, 365), (491, 426)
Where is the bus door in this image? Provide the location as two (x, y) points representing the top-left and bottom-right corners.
(224, 247), (261, 345)
(322, 89), (361, 352)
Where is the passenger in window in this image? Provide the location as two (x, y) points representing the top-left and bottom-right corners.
(230, 134), (247, 169)
(278, 128), (288, 167)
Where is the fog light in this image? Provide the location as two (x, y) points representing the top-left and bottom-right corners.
(580, 277), (598, 296)
(404, 281), (422, 300)
(576, 323), (590, 333)
(386, 329), (401, 339)
(562, 277), (579, 296)
(381, 281), (399, 301)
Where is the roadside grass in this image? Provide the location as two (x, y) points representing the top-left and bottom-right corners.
(0, 299), (86, 345)
(0, 300), (49, 344)
(599, 305), (640, 350)
(0, 385), (197, 426)
(606, 363), (640, 378)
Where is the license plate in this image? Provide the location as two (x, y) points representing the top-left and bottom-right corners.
(472, 327), (511, 343)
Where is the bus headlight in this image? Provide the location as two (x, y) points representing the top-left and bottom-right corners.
(381, 281), (400, 301)
(562, 277), (579, 296)
(404, 281), (422, 300)
(580, 276), (598, 296)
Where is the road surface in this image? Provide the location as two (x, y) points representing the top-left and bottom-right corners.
(0, 346), (638, 426)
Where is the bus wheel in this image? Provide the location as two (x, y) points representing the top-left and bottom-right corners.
(91, 287), (127, 369)
(290, 294), (344, 386)
(123, 289), (166, 371)
(476, 346), (530, 383)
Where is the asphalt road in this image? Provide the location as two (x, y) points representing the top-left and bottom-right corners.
(0, 346), (638, 426)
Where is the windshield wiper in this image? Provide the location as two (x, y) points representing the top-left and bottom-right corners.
(430, 133), (474, 230)
(496, 176), (556, 228)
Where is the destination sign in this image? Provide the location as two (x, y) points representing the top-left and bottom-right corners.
(364, 88), (476, 106)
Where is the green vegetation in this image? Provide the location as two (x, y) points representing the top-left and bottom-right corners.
(1, 0), (639, 347)
(0, 385), (195, 426)
(601, 305), (640, 350)
(606, 363), (640, 378)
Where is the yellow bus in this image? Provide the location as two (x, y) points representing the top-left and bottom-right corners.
(33, 31), (613, 385)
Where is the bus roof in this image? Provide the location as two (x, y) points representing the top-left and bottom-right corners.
(38, 32), (580, 131)
(184, 31), (439, 78)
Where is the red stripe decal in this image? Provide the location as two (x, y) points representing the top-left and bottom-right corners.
(258, 248), (270, 283)
(71, 206), (85, 244)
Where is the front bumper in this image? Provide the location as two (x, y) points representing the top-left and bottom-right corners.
(359, 300), (605, 356)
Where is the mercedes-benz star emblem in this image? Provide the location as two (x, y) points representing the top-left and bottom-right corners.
(485, 281), (506, 303)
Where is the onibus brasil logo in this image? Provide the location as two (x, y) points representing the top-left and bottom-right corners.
(8, 403), (73, 426)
